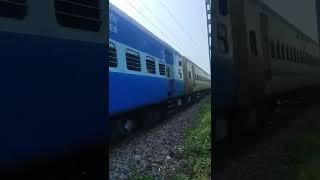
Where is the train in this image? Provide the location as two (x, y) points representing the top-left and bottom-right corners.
(213, 0), (320, 140)
(0, 0), (107, 175)
(109, 4), (211, 139)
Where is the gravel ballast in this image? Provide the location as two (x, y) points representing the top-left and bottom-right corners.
(109, 96), (210, 179)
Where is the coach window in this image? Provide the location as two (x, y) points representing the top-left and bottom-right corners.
(159, 63), (166, 76)
(217, 23), (229, 54)
(309, 55), (311, 65)
(249, 30), (258, 56)
(308, 54), (311, 65)
(108, 42), (117, 68)
(299, 50), (301, 63)
(287, 46), (290, 61)
(276, 41), (280, 59)
(286, 45), (290, 61)
(293, 48), (295, 62)
(219, 0), (229, 16)
(126, 49), (141, 71)
(0, 0), (27, 19)
(54, 0), (101, 31)
(299, 50), (302, 63)
(305, 52), (308, 64)
(178, 69), (182, 79)
(270, 41), (275, 58)
(166, 66), (171, 78)
(293, 48), (298, 62)
(281, 43), (285, 60)
(146, 57), (156, 74)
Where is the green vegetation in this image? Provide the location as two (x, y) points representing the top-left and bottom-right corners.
(172, 98), (211, 179)
(277, 117), (320, 180)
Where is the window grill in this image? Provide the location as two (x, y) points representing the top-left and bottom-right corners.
(217, 23), (229, 53)
(159, 63), (165, 76)
(146, 57), (156, 74)
(276, 41), (280, 59)
(281, 43), (285, 60)
(126, 49), (141, 71)
(0, 0), (27, 19)
(249, 30), (258, 56)
(219, 0), (229, 16)
(270, 41), (275, 58)
(108, 42), (117, 68)
(286, 45), (289, 61)
(55, 0), (101, 31)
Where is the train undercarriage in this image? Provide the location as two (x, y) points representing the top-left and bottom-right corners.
(215, 85), (320, 142)
(109, 89), (211, 142)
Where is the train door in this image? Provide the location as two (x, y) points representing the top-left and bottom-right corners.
(192, 65), (196, 91)
(166, 65), (174, 96)
(165, 49), (174, 97)
(260, 13), (271, 88)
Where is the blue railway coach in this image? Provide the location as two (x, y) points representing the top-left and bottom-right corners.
(109, 4), (184, 117)
(109, 4), (211, 139)
(0, 0), (107, 172)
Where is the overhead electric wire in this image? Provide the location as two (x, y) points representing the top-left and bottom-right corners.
(159, 0), (199, 47)
(119, 0), (209, 72)
(138, 1), (200, 63)
(137, 0), (188, 54)
(122, 0), (186, 55)
(158, 0), (209, 61)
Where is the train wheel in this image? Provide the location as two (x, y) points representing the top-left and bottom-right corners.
(143, 107), (161, 128)
(246, 108), (258, 130)
(177, 98), (183, 107)
(246, 101), (274, 131)
(110, 116), (136, 142)
(176, 98), (183, 112)
(122, 117), (137, 134)
(257, 100), (276, 129)
(110, 119), (124, 142)
(226, 111), (243, 137)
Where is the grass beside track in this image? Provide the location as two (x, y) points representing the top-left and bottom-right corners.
(170, 97), (211, 180)
(275, 114), (320, 180)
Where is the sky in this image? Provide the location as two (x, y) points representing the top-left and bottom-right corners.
(109, 0), (211, 74)
(263, 0), (318, 42)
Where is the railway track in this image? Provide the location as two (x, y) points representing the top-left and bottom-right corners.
(109, 92), (210, 147)
(215, 94), (319, 179)
(109, 95), (211, 179)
